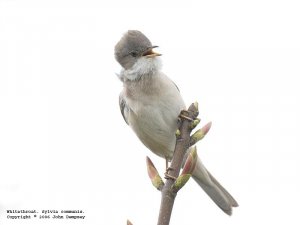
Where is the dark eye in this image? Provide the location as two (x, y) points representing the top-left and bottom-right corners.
(130, 51), (138, 57)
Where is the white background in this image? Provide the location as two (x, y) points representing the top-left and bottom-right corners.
(1, 0), (300, 224)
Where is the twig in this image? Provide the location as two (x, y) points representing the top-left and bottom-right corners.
(128, 103), (203, 225)
(157, 103), (199, 225)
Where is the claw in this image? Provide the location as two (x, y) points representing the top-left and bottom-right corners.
(164, 159), (176, 180)
(179, 110), (194, 121)
(164, 172), (177, 180)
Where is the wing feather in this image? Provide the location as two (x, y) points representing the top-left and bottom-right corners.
(119, 94), (129, 125)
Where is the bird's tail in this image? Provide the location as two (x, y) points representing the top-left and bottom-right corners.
(191, 156), (238, 215)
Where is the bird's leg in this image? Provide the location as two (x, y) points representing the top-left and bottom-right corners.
(164, 158), (176, 180)
(179, 109), (194, 121)
(165, 158), (169, 171)
(164, 110), (195, 180)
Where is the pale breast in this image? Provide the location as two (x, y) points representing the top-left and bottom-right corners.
(124, 72), (186, 159)
(129, 103), (177, 159)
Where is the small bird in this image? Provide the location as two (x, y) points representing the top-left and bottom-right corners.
(115, 30), (238, 215)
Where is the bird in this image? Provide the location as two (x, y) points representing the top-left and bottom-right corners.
(115, 30), (238, 215)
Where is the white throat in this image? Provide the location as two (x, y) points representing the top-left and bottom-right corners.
(118, 57), (162, 81)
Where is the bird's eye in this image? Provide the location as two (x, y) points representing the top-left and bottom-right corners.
(130, 51), (138, 57)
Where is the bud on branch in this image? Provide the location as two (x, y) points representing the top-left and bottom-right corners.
(189, 121), (212, 146)
(146, 157), (164, 191)
(171, 146), (198, 192)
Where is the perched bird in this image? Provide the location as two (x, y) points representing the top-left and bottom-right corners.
(115, 30), (238, 215)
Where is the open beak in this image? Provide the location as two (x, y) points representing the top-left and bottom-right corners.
(142, 46), (162, 58)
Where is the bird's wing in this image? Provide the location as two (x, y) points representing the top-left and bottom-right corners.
(119, 94), (129, 125)
(172, 81), (180, 92)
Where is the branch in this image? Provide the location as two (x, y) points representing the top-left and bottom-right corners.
(127, 102), (211, 225)
(157, 103), (199, 225)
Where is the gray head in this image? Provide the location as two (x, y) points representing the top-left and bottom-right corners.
(115, 30), (161, 70)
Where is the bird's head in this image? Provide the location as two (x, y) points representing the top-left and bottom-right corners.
(114, 30), (162, 71)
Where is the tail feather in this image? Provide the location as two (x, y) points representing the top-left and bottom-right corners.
(207, 171), (239, 207)
(192, 157), (238, 215)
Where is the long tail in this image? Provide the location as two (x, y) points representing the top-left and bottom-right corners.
(192, 157), (238, 215)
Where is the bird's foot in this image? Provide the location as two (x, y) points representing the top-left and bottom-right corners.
(164, 167), (176, 180)
(179, 110), (194, 121)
